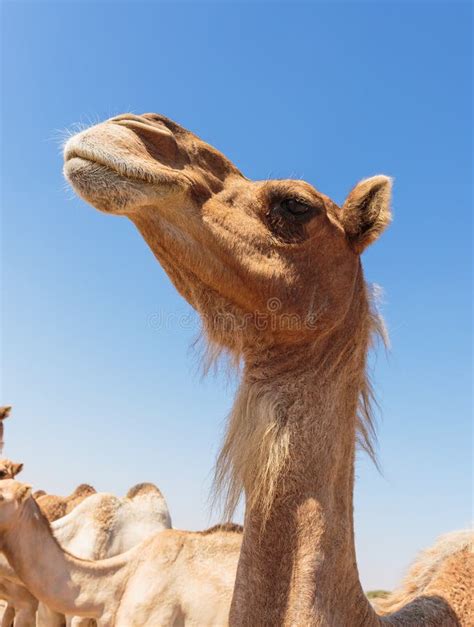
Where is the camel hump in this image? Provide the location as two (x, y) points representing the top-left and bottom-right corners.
(72, 484), (96, 497)
(0, 407), (12, 421)
(376, 529), (474, 617)
(33, 489), (47, 498)
(126, 482), (163, 499)
(200, 523), (243, 535)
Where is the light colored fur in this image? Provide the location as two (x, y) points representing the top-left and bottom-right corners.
(375, 530), (473, 616)
(214, 291), (386, 523)
(0, 482), (240, 626)
(36, 484), (97, 521)
(0, 484), (172, 626)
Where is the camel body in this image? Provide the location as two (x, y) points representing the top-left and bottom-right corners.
(0, 484), (240, 626)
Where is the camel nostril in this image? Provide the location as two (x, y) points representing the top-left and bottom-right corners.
(110, 113), (149, 125)
(111, 117), (180, 163)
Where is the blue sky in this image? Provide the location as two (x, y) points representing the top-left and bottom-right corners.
(1, 2), (471, 590)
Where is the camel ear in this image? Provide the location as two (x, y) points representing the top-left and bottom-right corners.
(12, 463), (23, 477)
(341, 175), (392, 253)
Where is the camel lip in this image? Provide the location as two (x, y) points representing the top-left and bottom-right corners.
(64, 147), (159, 186)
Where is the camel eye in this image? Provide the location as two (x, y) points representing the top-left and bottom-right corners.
(0, 472), (6, 478)
(266, 194), (323, 242)
(280, 198), (313, 217)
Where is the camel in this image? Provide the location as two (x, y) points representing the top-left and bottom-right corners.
(0, 480), (241, 626)
(36, 484), (96, 521)
(0, 480), (96, 626)
(0, 482), (172, 626)
(0, 408), (11, 456)
(375, 530), (473, 618)
(63, 113), (473, 625)
(0, 461), (23, 481)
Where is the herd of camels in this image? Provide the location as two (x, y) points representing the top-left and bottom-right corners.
(0, 113), (471, 626)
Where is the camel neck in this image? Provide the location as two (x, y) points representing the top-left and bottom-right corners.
(228, 320), (379, 625)
(2, 499), (125, 618)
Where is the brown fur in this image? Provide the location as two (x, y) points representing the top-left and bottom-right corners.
(36, 484), (96, 521)
(0, 481), (240, 625)
(64, 113), (471, 625)
(91, 495), (118, 533)
(198, 523), (243, 535)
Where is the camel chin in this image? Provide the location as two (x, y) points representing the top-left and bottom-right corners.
(63, 155), (152, 214)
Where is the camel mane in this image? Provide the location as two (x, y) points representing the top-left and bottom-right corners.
(213, 281), (387, 523)
(198, 523), (243, 535)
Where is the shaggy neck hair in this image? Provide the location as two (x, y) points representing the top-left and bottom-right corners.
(213, 271), (386, 523)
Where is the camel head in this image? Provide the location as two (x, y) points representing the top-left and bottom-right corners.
(64, 113), (392, 353)
(0, 480), (32, 532)
(0, 459), (24, 480)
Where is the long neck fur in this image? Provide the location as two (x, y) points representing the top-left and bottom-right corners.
(1, 497), (126, 618)
(214, 269), (377, 625)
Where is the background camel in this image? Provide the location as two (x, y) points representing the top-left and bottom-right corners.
(0, 482), (172, 626)
(0, 479), (97, 625)
(376, 530), (473, 619)
(0, 480), (241, 626)
(36, 484), (96, 521)
(0, 461), (23, 481)
(64, 112), (472, 626)
(0, 408), (11, 456)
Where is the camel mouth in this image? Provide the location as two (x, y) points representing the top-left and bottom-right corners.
(64, 146), (173, 187)
(63, 133), (186, 213)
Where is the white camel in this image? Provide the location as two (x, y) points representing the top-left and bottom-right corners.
(0, 481), (240, 626)
(0, 482), (172, 627)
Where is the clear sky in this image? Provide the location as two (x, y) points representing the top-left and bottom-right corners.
(1, 1), (471, 590)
